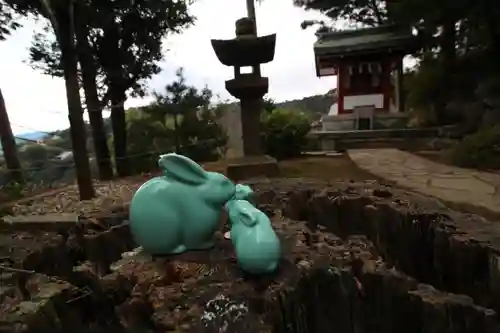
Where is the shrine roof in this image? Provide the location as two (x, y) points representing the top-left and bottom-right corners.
(314, 25), (418, 57)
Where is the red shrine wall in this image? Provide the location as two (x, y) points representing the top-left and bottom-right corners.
(333, 56), (400, 114)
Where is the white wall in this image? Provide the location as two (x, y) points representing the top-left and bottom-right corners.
(328, 103), (338, 116)
(343, 94), (384, 110)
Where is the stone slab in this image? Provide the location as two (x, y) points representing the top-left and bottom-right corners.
(225, 155), (279, 181)
(0, 213), (79, 232)
(348, 148), (500, 215)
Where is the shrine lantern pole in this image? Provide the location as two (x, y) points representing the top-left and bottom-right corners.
(246, 0), (257, 33)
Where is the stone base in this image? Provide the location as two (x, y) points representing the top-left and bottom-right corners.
(225, 155), (279, 181)
(321, 112), (408, 131)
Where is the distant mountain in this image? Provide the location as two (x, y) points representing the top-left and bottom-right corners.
(225, 91), (336, 120)
(0, 132), (48, 156)
(16, 131), (48, 141)
(275, 90), (336, 120)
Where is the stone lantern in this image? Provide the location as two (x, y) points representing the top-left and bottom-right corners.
(211, 18), (279, 180)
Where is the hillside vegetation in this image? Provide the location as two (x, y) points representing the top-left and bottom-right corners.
(0, 74), (314, 200)
(8, 91), (333, 157)
(274, 90), (335, 120)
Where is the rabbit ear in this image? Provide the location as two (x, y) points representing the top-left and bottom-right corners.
(158, 153), (207, 185)
(239, 208), (258, 227)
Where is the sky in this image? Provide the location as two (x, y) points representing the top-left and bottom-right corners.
(0, 0), (336, 135)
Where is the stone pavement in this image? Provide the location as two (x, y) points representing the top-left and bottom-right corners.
(348, 148), (500, 215)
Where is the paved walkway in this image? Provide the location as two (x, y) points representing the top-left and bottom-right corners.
(348, 148), (500, 215)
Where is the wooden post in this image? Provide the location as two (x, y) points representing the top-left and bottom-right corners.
(395, 58), (405, 112)
(246, 0), (257, 33)
(246, 0), (261, 76)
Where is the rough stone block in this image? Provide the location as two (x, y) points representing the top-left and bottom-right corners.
(0, 280), (73, 332)
(3, 180), (500, 332)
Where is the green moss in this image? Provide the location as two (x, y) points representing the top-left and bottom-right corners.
(450, 124), (500, 170)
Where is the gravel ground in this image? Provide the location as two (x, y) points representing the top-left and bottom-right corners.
(7, 156), (379, 217)
(10, 176), (149, 217)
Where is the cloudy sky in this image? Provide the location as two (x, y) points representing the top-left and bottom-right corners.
(0, 0), (336, 135)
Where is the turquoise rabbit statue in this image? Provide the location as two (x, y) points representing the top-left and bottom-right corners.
(129, 153), (236, 255)
(225, 199), (281, 274)
(233, 183), (254, 200)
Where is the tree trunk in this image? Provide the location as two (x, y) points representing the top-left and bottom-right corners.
(103, 22), (130, 178)
(110, 86), (129, 177)
(75, 17), (113, 180)
(441, 21), (456, 67)
(173, 113), (180, 153)
(483, 5), (500, 71)
(435, 19), (457, 125)
(57, 6), (94, 200)
(0, 88), (23, 183)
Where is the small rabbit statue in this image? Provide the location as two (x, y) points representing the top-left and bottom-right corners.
(129, 153), (236, 255)
(233, 183), (254, 201)
(225, 199), (281, 274)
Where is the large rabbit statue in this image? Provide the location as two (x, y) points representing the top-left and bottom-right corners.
(129, 153), (236, 255)
(225, 199), (281, 274)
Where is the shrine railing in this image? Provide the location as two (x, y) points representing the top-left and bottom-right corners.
(305, 125), (459, 152)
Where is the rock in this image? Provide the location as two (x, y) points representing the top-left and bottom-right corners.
(282, 189), (313, 221)
(0, 278), (75, 333)
(116, 297), (154, 330)
(267, 179), (500, 321)
(200, 294), (249, 331)
(2, 178), (500, 332)
(372, 188), (393, 198)
(81, 222), (134, 276)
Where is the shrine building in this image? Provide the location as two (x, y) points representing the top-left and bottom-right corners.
(313, 25), (419, 131)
